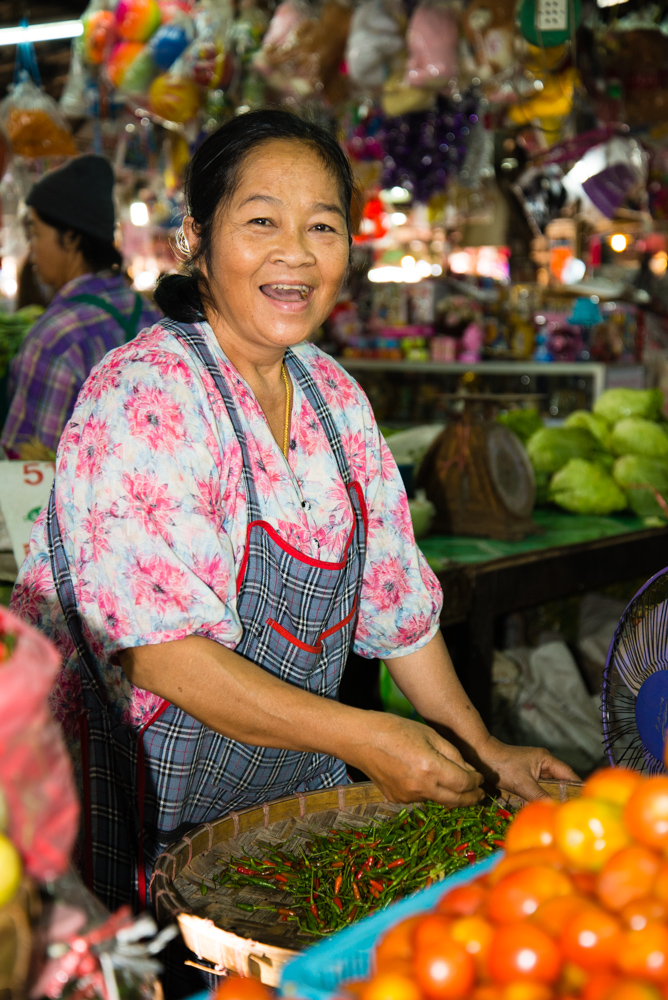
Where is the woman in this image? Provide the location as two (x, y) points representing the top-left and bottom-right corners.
(12, 111), (576, 917)
(1, 154), (159, 459)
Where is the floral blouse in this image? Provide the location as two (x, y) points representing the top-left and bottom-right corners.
(11, 321), (443, 742)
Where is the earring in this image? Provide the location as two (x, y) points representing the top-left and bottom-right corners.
(175, 226), (190, 256)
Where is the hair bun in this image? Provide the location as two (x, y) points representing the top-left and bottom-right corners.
(154, 273), (204, 323)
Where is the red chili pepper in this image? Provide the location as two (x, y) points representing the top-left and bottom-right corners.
(497, 809), (512, 820)
(363, 856), (374, 869)
(355, 868), (365, 881)
(387, 858), (405, 869)
(236, 866), (259, 876)
(482, 826), (491, 834)
(424, 877), (433, 889)
(370, 887), (380, 899)
(493, 840), (506, 847)
(333, 897), (343, 911)
(348, 906), (358, 922)
(454, 842), (470, 854)
(278, 908), (296, 917)
(334, 874), (343, 895)
(314, 877), (320, 890)
(466, 851), (477, 863)
(274, 873), (288, 883)
(352, 882), (361, 902)
(330, 861), (344, 869)
(310, 903), (319, 920)
(369, 879), (384, 892)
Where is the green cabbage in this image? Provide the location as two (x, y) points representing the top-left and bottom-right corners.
(564, 410), (610, 446)
(526, 427), (602, 474)
(549, 459), (627, 515)
(613, 455), (668, 519)
(593, 388), (664, 424)
(497, 408), (543, 444)
(609, 417), (668, 460)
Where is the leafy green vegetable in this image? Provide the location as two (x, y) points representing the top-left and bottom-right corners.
(593, 388), (664, 424)
(0, 306), (44, 378)
(609, 418), (668, 460)
(564, 410), (610, 446)
(613, 455), (668, 519)
(549, 458), (627, 515)
(534, 469), (551, 506)
(497, 408), (543, 444)
(526, 427), (603, 474)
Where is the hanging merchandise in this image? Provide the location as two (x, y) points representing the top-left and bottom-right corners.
(517, 0), (581, 47)
(252, 0), (352, 104)
(115, 0), (162, 42)
(378, 91), (479, 203)
(1, 41), (78, 158)
(106, 40), (145, 87)
(81, 2), (117, 67)
(149, 16), (194, 70)
(404, 2), (459, 89)
(345, 0), (405, 91)
(562, 136), (648, 221)
(461, 0), (516, 85)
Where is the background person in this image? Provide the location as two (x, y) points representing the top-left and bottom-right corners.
(1, 154), (160, 459)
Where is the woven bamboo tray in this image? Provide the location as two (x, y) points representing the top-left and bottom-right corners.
(151, 779), (582, 986)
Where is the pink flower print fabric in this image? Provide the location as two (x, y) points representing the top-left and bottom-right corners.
(12, 321), (443, 733)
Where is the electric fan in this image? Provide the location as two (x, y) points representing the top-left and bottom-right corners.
(602, 567), (668, 774)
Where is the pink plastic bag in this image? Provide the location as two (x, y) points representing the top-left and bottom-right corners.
(0, 607), (79, 882)
(405, 3), (459, 88)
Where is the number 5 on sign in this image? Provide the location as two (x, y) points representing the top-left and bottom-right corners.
(0, 461), (55, 568)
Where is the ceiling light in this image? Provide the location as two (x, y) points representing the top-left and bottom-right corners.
(610, 233), (627, 252)
(0, 20), (83, 45)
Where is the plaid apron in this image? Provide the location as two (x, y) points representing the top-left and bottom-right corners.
(46, 322), (367, 913)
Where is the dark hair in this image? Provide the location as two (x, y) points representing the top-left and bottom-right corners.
(34, 208), (123, 273)
(155, 108), (359, 323)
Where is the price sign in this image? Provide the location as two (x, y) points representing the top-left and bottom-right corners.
(0, 461), (55, 568)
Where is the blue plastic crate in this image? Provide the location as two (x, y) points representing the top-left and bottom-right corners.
(280, 853), (502, 1000)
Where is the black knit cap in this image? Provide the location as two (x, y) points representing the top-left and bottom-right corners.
(25, 154), (115, 243)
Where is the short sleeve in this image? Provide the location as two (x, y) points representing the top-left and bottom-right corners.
(56, 344), (243, 658)
(342, 384), (443, 659)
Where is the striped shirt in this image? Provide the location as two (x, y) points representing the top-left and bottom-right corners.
(1, 271), (160, 457)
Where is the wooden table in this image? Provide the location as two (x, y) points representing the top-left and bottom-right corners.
(420, 512), (668, 724)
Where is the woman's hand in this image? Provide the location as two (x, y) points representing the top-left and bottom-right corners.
(473, 735), (581, 802)
(348, 712), (485, 807)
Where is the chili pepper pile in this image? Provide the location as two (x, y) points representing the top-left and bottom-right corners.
(207, 800), (512, 937)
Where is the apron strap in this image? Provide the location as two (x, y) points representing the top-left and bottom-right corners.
(284, 348), (352, 487)
(46, 485), (99, 676)
(68, 292), (144, 343)
(163, 319), (264, 521)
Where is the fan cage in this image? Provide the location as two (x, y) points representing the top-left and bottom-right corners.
(602, 565), (668, 775)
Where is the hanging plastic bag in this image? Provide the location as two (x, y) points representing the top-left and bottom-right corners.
(346, 0), (404, 91)
(1, 74), (77, 158)
(0, 607), (79, 883)
(404, 2), (459, 88)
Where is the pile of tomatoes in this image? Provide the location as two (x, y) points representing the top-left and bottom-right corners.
(349, 768), (668, 1000)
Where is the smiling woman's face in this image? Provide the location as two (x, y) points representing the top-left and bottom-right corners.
(192, 139), (350, 356)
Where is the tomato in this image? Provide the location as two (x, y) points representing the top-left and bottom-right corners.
(215, 977), (272, 1000)
(606, 983), (664, 1000)
(554, 798), (630, 871)
(501, 983), (552, 1000)
(531, 894), (584, 938)
(488, 923), (561, 985)
(487, 866), (573, 924)
(471, 987), (502, 1000)
(413, 915), (454, 952)
(489, 848), (566, 885)
(581, 971), (619, 1000)
(616, 923), (668, 982)
(375, 917), (422, 970)
(625, 778), (668, 850)
(584, 768), (644, 807)
(596, 845), (661, 911)
(621, 898), (668, 931)
(438, 883), (488, 917)
(653, 862), (668, 903)
(560, 905), (622, 971)
(560, 961), (590, 995)
(505, 801), (557, 853)
(414, 939), (476, 1000)
(361, 971), (422, 1000)
(450, 916), (494, 976)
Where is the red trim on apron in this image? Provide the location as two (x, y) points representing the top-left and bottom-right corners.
(266, 617), (323, 653)
(136, 700), (170, 909)
(319, 594), (359, 642)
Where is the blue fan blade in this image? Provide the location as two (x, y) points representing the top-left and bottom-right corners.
(636, 670), (668, 764)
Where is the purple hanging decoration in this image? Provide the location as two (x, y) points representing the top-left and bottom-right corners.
(377, 92), (479, 203)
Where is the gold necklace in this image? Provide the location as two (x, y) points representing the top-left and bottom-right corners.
(281, 363), (291, 457)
